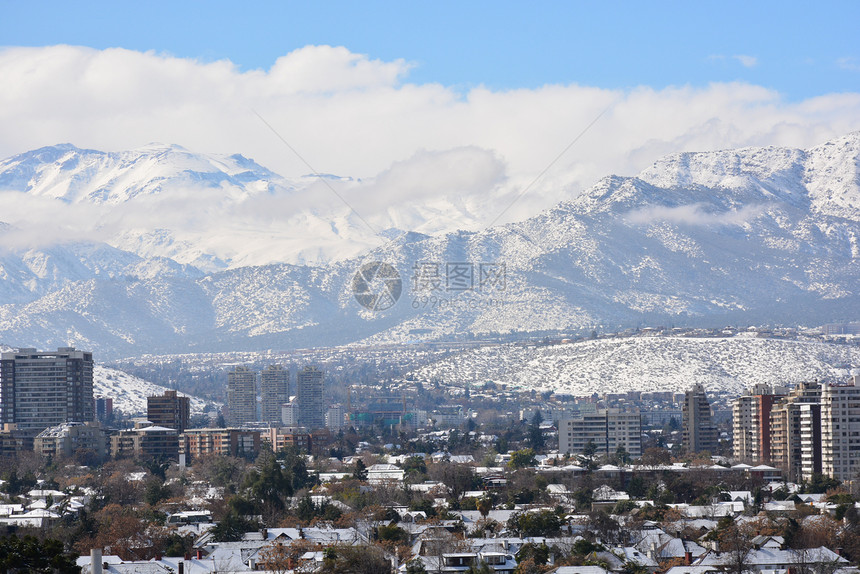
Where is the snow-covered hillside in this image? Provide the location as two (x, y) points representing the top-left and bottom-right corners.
(95, 365), (215, 416)
(0, 134), (859, 357)
(410, 335), (860, 396)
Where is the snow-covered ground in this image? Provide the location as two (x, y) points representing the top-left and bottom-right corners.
(410, 335), (860, 395)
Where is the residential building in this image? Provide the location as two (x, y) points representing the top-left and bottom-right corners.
(769, 382), (822, 481)
(94, 396), (113, 423)
(179, 428), (261, 461)
(267, 426), (312, 452)
(110, 423), (179, 460)
(732, 384), (786, 464)
(227, 366), (257, 426)
(326, 404), (345, 430)
(260, 364), (289, 425)
(823, 323), (860, 336)
(297, 366), (325, 429)
(282, 396), (298, 426)
(349, 398), (408, 428)
(147, 390), (191, 432)
(558, 408), (641, 458)
(820, 381), (860, 482)
(682, 384), (717, 454)
(34, 421), (107, 460)
(799, 402), (823, 481)
(0, 424), (34, 457)
(0, 347), (94, 435)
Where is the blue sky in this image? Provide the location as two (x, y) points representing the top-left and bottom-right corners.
(3, 1), (858, 100)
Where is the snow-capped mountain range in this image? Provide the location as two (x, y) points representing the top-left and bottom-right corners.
(0, 134), (859, 358)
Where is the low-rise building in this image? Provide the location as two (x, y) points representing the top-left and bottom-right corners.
(179, 428), (261, 461)
(110, 423), (179, 460)
(267, 426), (312, 452)
(559, 408), (641, 458)
(34, 421), (107, 459)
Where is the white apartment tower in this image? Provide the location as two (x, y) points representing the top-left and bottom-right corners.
(226, 366), (257, 426)
(559, 408), (641, 458)
(821, 380), (860, 483)
(260, 364), (289, 425)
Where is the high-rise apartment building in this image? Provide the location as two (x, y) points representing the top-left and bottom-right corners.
(326, 404), (346, 430)
(558, 408), (641, 458)
(227, 367), (257, 426)
(260, 365), (289, 425)
(147, 390), (191, 432)
(282, 396), (298, 426)
(0, 347), (94, 435)
(682, 384), (717, 454)
(297, 366), (325, 430)
(820, 381), (860, 483)
(732, 383), (787, 464)
(770, 382), (821, 482)
(94, 396), (113, 423)
(799, 402), (823, 481)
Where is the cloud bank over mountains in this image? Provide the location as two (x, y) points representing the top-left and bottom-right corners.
(1, 44), (860, 252)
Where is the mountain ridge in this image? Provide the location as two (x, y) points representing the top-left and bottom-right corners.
(0, 134), (859, 358)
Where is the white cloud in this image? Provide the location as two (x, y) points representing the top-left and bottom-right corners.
(837, 57), (860, 71)
(0, 45), (859, 261)
(733, 54), (758, 68)
(625, 203), (768, 226)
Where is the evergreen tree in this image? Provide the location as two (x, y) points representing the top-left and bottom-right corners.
(0, 535), (79, 574)
(353, 459), (368, 481)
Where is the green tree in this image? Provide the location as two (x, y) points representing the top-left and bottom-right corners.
(144, 479), (171, 506)
(508, 509), (561, 537)
(210, 510), (257, 542)
(528, 411), (545, 451)
(280, 446), (315, 491)
(297, 495), (318, 523)
(582, 439), (598, 460)
(244, 451), (292, 511)
(141, 455), (171, 481)
(319, 544), (392, 574)
(508, 448), (536, 469)
(477, 496), (493, 518)
(517, 542), (550, 565)
(0, 535), (79, 573)
(402, 456), (427, 479)
(405, 559), (428, 574)
(353, 459), (368, 481)
(376, 524), (409, 544)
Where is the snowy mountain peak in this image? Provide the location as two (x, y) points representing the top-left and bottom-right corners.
(0, 143), (291, 205)
(1, 134), (860, 358)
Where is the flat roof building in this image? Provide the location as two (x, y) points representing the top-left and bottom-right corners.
(147, 390), (190, 433)
(227, 366), (257, 426)
(0, 347), (94, 435)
